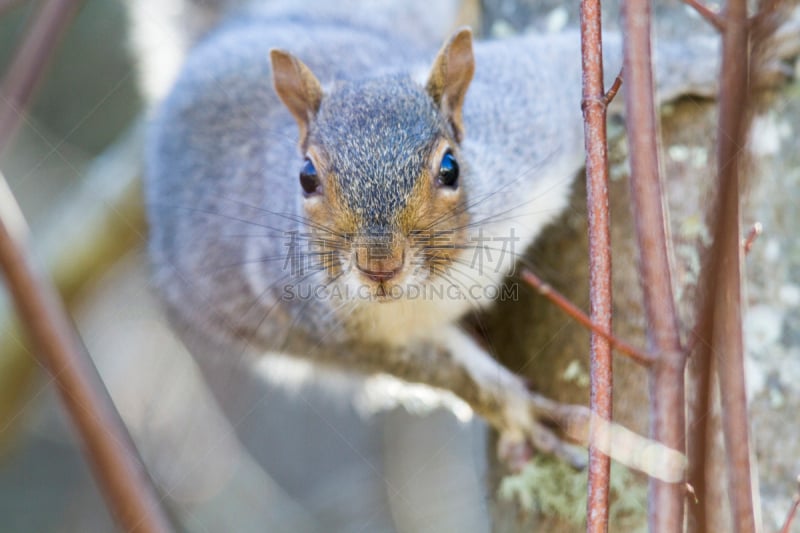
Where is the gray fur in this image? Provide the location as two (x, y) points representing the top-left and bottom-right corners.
(146, 20), (599, 346)
(147, 17), (429, 340)
(314, 75), (444, 227)
(145, 0), (723, 475)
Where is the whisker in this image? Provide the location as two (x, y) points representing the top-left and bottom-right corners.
(210, 194), (349, 239)
(447, 205), (570, 234)
(148, 203), (291, 235)
(278, 269), (352, 351)
(196, 250), (340, 276)
(419, 147), (563, 231)
(149, 201), (347, 241)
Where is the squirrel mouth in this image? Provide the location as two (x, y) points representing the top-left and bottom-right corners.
(368, 279), (409, 303)
(352, 248), (408, 301)
(356, 264), (403, 284)
(354, 250), (406, 286)
(356, 269), (402, 302)
(374, 284), (391, 302)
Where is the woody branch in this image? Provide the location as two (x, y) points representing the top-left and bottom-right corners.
(578, 0), (615, 528)
(620, 0), (687, 530)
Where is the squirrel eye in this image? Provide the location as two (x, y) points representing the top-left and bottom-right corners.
(437, 151), (459, 188)
(299, 158), (321, 196)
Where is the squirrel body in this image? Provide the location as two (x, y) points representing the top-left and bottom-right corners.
(145, 1), (722, 463)
(149, 21), (583, 337)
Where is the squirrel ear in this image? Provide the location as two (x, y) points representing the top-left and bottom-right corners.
(425, 27), (475, 143)
(270, 49), (323, 146)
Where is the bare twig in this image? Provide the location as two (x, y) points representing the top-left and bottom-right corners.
(603, 70), (623, 105)
(711, 0), (758, 528)
(0, 0), (83, 153)
(780, 499), (800, 533)
(620, 0), (687, 530)
(688, 0), (762, 528)
(686, 340), (714, 533)
(521, 270), (652, 366)
(779, 477), (800, 533)
(578, 0), (614, 526)
(743, 222), (763, 255)
(682, 0), (726, 31)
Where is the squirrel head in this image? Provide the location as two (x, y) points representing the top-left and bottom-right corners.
(270, 29), (475, 302)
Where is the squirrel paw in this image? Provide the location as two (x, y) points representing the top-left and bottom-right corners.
(497, 421), (588, 472)
(497, 391), (591, 471)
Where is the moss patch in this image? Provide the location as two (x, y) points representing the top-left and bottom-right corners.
(498, 456), (647, 530)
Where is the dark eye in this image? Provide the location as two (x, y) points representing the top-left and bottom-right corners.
(299, 158), (321, 196)
(437, 151), (459, 188)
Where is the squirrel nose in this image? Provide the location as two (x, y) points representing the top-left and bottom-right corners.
(358, 266), (400, 283)
(355, 251), (404, 283)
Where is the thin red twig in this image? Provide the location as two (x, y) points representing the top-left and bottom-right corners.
(521, 270), (652, 365)
(682, 0), (726, 31)
(780, 503), (800, 533)
(779, 478), (800, 533)
(620, 0), (687, 530)
(780, 498), (800, 533)
(603, 70), (623, 105)
(579, 0), (614, 526)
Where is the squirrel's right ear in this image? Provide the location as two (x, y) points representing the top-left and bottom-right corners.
(426, 27), (475, 143)
(270, 49), (323, 146)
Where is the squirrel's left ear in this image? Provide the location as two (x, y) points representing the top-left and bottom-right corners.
(425, 27), (475, 143)
(270, 49), (323, 147)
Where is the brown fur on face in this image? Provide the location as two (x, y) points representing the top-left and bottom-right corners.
(271, 28), (475, 288)
(298, 136), (470, 285)
(398, 138), (470, 278)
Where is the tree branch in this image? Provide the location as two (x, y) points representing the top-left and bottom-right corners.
(682, 0), (726, 31)
(710, 0), (758, 526)
(620, 0), (687, 530)
(779, 476), (800, 533)
(521, 270), (652, 366)
(578, 0), (615, 527)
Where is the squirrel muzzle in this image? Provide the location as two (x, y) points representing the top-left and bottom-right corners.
(353, 232), (406, 284)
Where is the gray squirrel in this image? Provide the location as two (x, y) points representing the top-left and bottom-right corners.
(144, 0), (734, 467)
